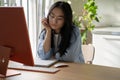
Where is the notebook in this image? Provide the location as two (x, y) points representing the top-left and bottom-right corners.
(34, 57), (58, 67)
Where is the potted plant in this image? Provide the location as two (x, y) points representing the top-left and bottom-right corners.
(73, 0), (100, 44)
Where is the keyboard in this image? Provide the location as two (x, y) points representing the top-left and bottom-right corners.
(8, 64), (60, 73)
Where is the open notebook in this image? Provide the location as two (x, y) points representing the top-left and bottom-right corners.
(34, 57), (58, 67)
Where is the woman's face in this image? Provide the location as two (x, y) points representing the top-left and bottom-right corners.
(49, 7), (65, 33)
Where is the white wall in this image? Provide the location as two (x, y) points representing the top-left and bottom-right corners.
(93, 27), (120, 68)
(95, 0), (120, 27)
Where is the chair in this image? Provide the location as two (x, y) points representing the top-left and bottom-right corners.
(82, 44), (95, 64)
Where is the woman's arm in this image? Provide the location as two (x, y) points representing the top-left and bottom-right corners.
(43, 29), (51, 53)
(37, 30), (53, 60)
(41, 18), (52, 53)
(37, 18), (53, 60)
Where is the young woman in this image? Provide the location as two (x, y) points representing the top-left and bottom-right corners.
(37, 1), (84, 63)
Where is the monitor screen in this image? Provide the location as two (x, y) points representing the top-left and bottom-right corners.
(0, 7), (34, 66)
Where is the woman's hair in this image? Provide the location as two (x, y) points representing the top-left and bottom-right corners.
(47, 1), (74, 56)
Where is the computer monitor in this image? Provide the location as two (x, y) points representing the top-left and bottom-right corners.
(0, 7), (34, 66)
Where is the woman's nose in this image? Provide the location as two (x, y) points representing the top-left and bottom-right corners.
(52, 18), (57, 24)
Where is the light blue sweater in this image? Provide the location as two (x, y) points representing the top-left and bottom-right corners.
(37, 26), (85, 63)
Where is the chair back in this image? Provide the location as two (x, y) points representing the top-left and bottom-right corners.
(82, 44), (95, 64)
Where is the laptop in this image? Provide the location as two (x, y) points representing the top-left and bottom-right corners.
(0, 46), (20, 78)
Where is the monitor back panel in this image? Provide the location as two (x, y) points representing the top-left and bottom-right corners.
(0, 7), (34, 66)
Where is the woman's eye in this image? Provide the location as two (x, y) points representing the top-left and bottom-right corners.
(50, 14), (54, 18)
(57, 18), (63, 21)
(58, 18), (62, 20)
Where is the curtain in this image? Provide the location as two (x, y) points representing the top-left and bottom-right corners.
(27, 0), (54, 59)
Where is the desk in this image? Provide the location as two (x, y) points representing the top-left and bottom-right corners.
(3, 63), (120, 80)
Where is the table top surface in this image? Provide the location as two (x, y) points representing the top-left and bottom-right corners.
(2, 62), (120, 80)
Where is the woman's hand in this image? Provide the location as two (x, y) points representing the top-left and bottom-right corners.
(41, 18), (51, 31)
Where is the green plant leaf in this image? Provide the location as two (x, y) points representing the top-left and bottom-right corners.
(95, 17), (99, 22)
(73, 0), (100, 44)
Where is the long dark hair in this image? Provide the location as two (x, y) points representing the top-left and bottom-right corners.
(47, 1), (74, 56)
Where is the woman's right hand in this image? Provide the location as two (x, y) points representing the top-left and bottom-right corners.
(41, 18), (51, 31)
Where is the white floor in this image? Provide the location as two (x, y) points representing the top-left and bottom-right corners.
(92, 27), (120, 68)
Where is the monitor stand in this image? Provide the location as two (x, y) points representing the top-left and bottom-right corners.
(0, 69), (21, 78)
(0, 46), (21, 78)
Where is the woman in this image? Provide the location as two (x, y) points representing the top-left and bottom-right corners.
(37, 1), (84, 63)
